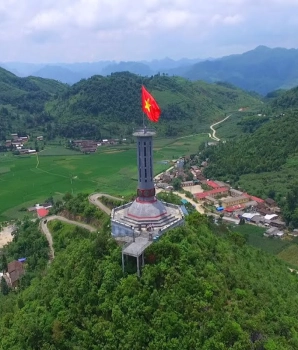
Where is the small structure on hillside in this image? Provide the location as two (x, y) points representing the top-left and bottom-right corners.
(5, 260), (25, 288)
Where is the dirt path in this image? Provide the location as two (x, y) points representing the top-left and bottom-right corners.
(209, 115), (231, 141)
(89, 193), (123, 215)
(40, 215), (96, 261)
(0, 225), (14, 248)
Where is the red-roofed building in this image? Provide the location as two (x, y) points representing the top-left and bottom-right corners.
(224, 204), (245, 212)
(195, 187), (229, 200)
(243, 193), (264, 204)
(206, 180), (220, 189)
(37, 208), (49, 218)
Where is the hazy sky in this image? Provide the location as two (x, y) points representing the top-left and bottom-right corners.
(1, 0), (298, 63)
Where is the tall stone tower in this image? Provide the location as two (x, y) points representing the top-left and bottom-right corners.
(111, 127), (184, 238)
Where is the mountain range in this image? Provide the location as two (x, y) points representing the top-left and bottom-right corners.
(2, 46), (298, 94)
(0, 66), (261, 141)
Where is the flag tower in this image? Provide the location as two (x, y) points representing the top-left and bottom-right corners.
(111, 86), (184, 240)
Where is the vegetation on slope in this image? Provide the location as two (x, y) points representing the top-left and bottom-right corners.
(180, 46), (298, 95)
(1, 212), (298, 349)
(0, 67), (67, 140)
(45, 72), (261, 139)
(200, 86), (298, 226)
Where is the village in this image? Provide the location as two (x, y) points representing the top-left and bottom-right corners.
(155, 155), (287, 238)
(1, 133), (127, 155)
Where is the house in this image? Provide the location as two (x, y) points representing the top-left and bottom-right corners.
(241, 212), (260, 221)
(221, 195), (249, 208)
(264, 214), (278, 221)
(224, 204), (245, 213)
(230, 188), (243, 197)
(36, 208), (49, 218)
(161, 173), (172, 183)
(214, 180), (230, 188)
(195, 187), (229, 200)
(270, 219), (286, 229)
(7, 260), (25, 288)
(205, 196), (218, 205)
(37, 136), (44, 141)
(206, 180), (220, 189)
(265, 198), (277, 207)
(250, 215), (264, 224)
(181, 181), (194, 187)
(242, 193), (264, 204)
(265, 227), (284, 238)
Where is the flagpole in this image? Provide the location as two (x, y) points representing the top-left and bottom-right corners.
(142, 84), (146, 133)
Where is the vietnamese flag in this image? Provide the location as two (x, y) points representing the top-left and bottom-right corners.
(142, 85), (161, 123)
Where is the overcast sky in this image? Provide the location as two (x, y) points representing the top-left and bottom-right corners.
(1, 0), (298, 63)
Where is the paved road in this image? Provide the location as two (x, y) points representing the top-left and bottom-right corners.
(89, 193), (123, 215)
(40, 215), (96, 261)
(209, 115), (231, 141)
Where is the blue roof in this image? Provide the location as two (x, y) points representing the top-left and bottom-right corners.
(180, 205), (189, 216)
(216, 206), (224, 211)
(181, 199), (188, 204)
(18, 258), (26, 262)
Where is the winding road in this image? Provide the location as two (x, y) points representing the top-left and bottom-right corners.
(209, 115), (231, 141)
(88, 193), (123, 215)
(40, 215), (97, 261)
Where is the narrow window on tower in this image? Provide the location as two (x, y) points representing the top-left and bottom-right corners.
(139, 168), (141, 180)
(144, 146), (147, 157)
(144, 157), (147, 167)
(145, 169), (147, 179)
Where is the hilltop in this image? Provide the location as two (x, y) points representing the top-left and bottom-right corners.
(45, 72), (262, 139)
(1, 211), (298, 349)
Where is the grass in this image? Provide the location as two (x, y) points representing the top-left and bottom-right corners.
(231, 224), (298, 267)
(277, 245), (298, 267)
(0, 134), (208, 221)
(231, 224), (290, 255)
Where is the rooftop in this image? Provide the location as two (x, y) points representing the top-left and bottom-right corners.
(195, 187), (229, 199)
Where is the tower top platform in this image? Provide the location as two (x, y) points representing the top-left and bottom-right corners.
(133, 127), (156, 137)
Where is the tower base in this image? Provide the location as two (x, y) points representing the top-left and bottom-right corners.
(111, 197), (184, 238)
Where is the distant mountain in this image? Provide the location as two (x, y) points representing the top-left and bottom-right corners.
(177, 46), (298, 95)
(1, 57), (204, 84)
(143, 57), (204, 72)
(101, 62), (153, 76)
(32, 65), (83, 85)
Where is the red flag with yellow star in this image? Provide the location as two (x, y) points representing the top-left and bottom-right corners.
(142, 85), (161, 122)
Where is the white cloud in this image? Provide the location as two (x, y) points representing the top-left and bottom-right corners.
(0, 0), (297, 62)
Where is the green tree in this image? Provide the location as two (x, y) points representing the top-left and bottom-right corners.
(0, 277), (9, 296)
(172, 178), (182, 191)
(1, 254), (8, 273)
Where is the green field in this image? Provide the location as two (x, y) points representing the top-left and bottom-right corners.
(0, 134), (208, 221)
(277, 245), (298, 267)
(231, 224), (290, 255)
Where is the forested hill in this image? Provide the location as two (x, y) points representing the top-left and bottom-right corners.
(200, 86), (298, 226)
(2, 212), (298, 349)
(0, 67), (67, 140)
(45, 72), (261, 138)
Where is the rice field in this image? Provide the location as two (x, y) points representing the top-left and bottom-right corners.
(0, 134), (208, 221)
